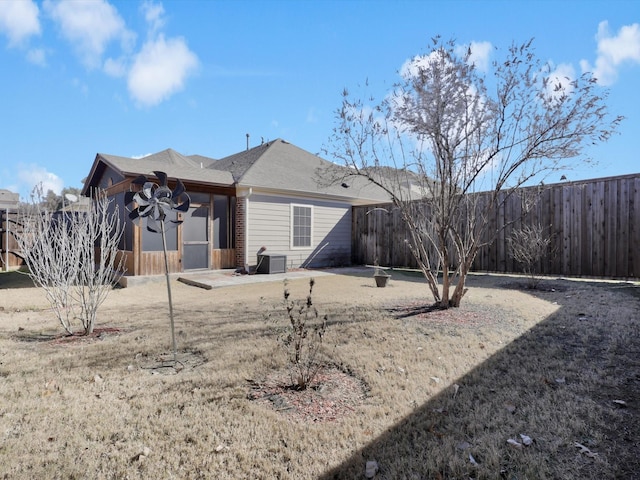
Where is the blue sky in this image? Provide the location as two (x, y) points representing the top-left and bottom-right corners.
(0, 0), (638, 200)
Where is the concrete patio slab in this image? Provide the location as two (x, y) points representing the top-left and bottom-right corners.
(120, 266), (372, 289)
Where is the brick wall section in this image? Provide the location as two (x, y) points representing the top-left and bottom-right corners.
(235, 197), (245, 268)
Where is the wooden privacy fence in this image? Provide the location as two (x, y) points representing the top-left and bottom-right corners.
(352, 173), (640, 279)
(0, 211), (24, 271)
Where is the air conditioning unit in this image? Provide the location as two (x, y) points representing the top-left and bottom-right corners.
(256, 253), (287, 274)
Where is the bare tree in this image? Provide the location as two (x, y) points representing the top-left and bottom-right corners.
(16, 187), (124, 335)
(508, 223), (552, 289)
(324, 37), (622, 308)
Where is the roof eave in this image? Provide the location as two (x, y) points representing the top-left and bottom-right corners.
(237, 183), (390, 205)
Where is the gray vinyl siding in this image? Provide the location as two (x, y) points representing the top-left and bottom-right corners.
(247, 193), (351, 269)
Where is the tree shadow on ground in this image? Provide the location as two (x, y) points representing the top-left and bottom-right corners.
(319, 285), (640, 479)
(337, 268), (434, 286)
(607, 282), (640, 301)
(0, 270), (35, 289)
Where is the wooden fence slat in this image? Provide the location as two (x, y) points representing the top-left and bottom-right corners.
(605, 180), (617, 277)
(552, 185), (563, 274)
(571, 184), (582, 276)
(632, 178), (640, 277)
(593, 181), (605, 276)
(581, 183), (593, 276)
(565, 184), (572, 275)
(617, 179), (630, 277)
(541, 187), (553, 274)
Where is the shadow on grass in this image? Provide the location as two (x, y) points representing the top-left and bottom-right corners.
(385, 303), (444, 318)
(607, 282), (640, 301)
(319, 286), (640, 480)
(0, 270), (35, 289)
(335, 267), (430, 285)
(11, 331), (58, 343)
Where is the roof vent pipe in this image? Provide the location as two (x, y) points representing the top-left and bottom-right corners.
(246, 133), (249, 151)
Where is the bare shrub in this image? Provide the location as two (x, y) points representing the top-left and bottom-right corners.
(270, 278), (328, 390)
(508, 224), (551, 288)
(15, 187), (124, 335)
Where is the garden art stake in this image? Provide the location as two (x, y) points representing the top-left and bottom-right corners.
(125, 171), (190, 364)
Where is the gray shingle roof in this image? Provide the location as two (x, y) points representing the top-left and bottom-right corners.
(98, 149), (234, 185)
(187, 154), (218, 168)
(209, 139), (391, 202)
(207, 141), (271, 181)
(89, 142), (390, 203)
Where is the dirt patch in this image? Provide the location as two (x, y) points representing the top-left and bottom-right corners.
(385, 301), (502, 328)
(50, 327), (124, 345)
(247, 365), (368, 423)
(136, 349), (208, 374)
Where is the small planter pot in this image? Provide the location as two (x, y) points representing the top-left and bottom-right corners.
(374, 274), (391, 288)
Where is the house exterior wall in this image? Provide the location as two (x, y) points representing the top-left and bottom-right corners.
(245, 193), (351, 269)
(98, 165), (126, 190)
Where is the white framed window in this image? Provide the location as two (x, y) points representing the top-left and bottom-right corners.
(291, 204), (313, 248)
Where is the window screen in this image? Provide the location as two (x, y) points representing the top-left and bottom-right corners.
(141, 211), (178, 251)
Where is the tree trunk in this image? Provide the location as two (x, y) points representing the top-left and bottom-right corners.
(449, 262), (471, 307)
(85, 316), (95, 335)
(419, 263), (441, 303)
(439, 263), (450, 309)
(449, 278), (467, 307)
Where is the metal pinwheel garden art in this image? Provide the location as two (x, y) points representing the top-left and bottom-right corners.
(125, 171), (190, 365)
(125, 171), (190, 233)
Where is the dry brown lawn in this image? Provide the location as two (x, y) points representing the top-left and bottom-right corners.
(0, 269), (638, 479)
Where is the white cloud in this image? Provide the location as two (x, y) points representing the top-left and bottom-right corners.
(0, 0), (41, 46)
(127, 34), (199, 107)
(141, 1), (166, 37)
(72, 77), (89, 96)
(397, 49), (485, 116)
(400, 51), (437, 79)
(103, 57), (127, 77)
(33, 0), (197, 108)
(26, 47), (46, 66)
(17, 164), (64, 197)
(580, 21), (640, 85)
(126, 2), (199, 107)
(467, 41), (492, 72)
(132, 153), (152, 159)
(400, 45), (492, 79)
(544, 62), (576, 100)
(455, 41), (492, 72)
(44, 0), (134, 69)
